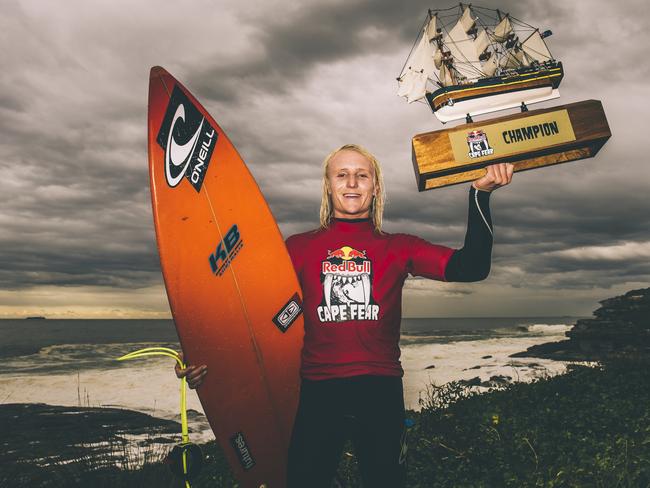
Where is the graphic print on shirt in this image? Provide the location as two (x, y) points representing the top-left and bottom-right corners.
(317, 246), (380, 323)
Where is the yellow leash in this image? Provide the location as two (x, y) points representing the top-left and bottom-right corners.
(117, 347), (199, 488)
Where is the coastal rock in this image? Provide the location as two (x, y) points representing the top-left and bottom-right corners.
(185, 408), (205, 419)
(0, 403), (181, 468)
(481, 375), (512, 388)
(458, 377), (481, 387)
(511, 287), (650, 361)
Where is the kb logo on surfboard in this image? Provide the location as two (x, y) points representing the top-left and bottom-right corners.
(156, 85), (218, 192)
(209, 224), (243, 277)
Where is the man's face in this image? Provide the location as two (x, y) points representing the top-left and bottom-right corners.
(327, 150), (376, 219)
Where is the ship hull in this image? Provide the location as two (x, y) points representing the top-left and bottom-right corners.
(426, 63), (564, 123)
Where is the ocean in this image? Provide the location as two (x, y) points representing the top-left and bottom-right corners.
(0, 317), (580, 445)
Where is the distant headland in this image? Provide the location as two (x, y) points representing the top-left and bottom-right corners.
(512, 287), (650, 361)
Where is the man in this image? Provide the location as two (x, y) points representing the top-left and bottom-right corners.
(178, 144), (513, 487)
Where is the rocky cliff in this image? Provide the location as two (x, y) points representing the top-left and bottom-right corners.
(511, 287), (650, 361)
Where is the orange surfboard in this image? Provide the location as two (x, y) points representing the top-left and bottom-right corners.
(147, 66), (303, 487)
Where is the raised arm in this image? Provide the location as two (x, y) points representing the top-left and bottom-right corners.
(445, 163), (513, 282)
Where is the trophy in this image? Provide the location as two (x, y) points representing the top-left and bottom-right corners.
(397, 4), (611, 191)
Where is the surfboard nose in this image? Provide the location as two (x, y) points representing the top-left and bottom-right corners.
(150, 66), (168, 80)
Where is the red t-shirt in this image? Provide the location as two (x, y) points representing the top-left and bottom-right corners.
(285, 218), (454, 380)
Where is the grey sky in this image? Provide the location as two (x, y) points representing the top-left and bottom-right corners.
(1, 0), (648, 318)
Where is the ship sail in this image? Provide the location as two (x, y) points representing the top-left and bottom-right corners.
(425, 13), (440, 41)
(397, 29), (437, 102)
(515, 48), (531, 67)
(397, 71), (414, 97)
(407, 72), (429, 103)
(459, 6), (475, 33)
(439, 63), (456, 86)
(481, 55), (498, 76)
(493, 15), (513, 42)
(474, 28), (490, 57)
(443, 10), (482, 81)
(412, 31), (437, 77)
(433, 48), (443, 69)
(522, 29), (553, 62)
(498, 47), (531, 69)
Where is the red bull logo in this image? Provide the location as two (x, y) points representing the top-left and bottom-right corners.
(322, 261), (371, 274)
(348, 249), (366, 259)
(466, 129), (494, 159)
(326, 249), (346, 259)
(467, 130), (486, 143)
(318, 245), (379, 323)
(326, 246), (367, 260)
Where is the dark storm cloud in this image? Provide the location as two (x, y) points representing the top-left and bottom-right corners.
(0, 0), (648, 314)
(0, 180), (159, 289)
(0, 0), (167, 291)
(189, 0), (432, 103)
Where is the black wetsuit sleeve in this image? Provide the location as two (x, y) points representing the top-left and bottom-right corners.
(444, 186), (493, 282)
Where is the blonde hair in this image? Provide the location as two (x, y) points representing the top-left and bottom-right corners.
(319, 144), (386, 232)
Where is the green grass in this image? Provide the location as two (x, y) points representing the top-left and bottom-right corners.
(6, 361), (649, 487)
(397, 361), (650, 488)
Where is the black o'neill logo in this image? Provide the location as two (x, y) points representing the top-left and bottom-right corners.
(156, 85), (218, 192)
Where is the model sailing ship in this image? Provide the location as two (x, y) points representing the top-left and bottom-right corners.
(397, 4), (563, 123)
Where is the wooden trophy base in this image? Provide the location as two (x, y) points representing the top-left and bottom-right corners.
(411, 99), (611, 191)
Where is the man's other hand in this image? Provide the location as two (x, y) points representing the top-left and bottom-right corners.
(174, 352), (208, 390)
